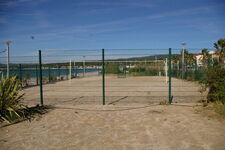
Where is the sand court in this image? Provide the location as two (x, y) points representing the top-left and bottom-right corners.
(22, 74), (207, 107)
(1, 104), (225, 150)
(1, 75), (224, 150)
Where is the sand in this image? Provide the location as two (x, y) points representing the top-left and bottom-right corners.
(1, 104), (225, 150)
(21, 74), (207, 106)
(1, 75), (224, 150)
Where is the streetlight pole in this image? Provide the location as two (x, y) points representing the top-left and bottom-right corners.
(5, 40), (12, 78)
(181, 42), (186, 79)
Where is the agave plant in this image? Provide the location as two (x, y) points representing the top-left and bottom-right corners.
(0, 75), (26, 123)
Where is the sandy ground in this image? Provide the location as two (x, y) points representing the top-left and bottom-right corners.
(1, 104), (225, 150)
(22, 74), (207, 106)
(1, 75), (219, 150)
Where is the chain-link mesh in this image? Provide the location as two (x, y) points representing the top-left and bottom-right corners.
(0, 48), (212, 106)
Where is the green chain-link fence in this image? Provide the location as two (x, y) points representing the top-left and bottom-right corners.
(0, 48), (211, 106)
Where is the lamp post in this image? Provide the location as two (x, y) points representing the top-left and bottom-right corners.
(181, 42), (186, 79)
(5, 40), (12, 78)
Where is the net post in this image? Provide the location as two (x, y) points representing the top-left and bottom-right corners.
(19, 64), (22, 83)
(36, 64), (38, 85)
(83, 56), (86, 77)
(48, 66), (51, 82)
(165, 58), (168, 83)
(102, 48), (105, 105)
(57, 65), (60, 80)
(168, 48), (172, 104)
(39, 50), (44, 106)
(73, 61), (75, 77)
(69, 59), (72, 80)
(195, 58), (198, 80)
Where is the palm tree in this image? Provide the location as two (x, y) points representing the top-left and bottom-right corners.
(187, 54), (196, 66)
(173, 55), (181, 63)
(214, 38), (225, 65)
(183, 49), (191, 64)
(201, 49), (211, 67)
(180, 50), (196, 68)
(173, 55), (181, 70)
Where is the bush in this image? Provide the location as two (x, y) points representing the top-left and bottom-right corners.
(0, 75), (26, 123)
(146, 69), (160, 76)
(105, 64), (119, 74)
(23, 73), (31, 86)
(49, 74), (57, 82)
(213, 101), (225, 116)
(129, 67), (161, 76)
(202, 66), (225, 103)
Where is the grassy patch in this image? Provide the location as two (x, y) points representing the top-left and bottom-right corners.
(213, 101), (225, 117)
(1, 105), (52, 127)
(196, 102), (225, 119)
(149, 110), (164, 114)
(0, 75), (52, 124)
(159, 100), (168, 105)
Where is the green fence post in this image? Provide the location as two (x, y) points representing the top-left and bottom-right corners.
(19, 64), (22, 83)
(48, 66), (51, 82)
(102, 48), (105, 105)
(36, 64), (38, 85)
(73, 61), (75, 77)
(168, 48), (172, 104)
(39, 50), (44, 106)
(58, 65), (60, 80)
(195, 59), (198, 81)
(83, 56), (86, 77)
(67, 65), (69, 80)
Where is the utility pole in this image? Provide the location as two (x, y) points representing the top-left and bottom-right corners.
(181, 42), (186, 79)
(5, 40), (12, 78)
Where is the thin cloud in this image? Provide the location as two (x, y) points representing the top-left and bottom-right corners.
(0, 0), (50, 7)
(0, 0), (32, 7)
(2, 4), (224, 43)
(0, 17), (8, 24)
(78, 1), (155, 8)
(190, 21), (225, 34)
(76, 6), (214, 28)
(17, 5), (218, 40)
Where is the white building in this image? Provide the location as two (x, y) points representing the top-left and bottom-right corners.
(194, 54), (203, 66)
(194, 51), (219, 67)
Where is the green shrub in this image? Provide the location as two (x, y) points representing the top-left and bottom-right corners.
(23, 73), (31, 86)
(49, 74), (57, 81)
(129, 67), (161, 76)
(0, 75), (26, 123)
(105, 64), (119, 74)
(146, 69), (159, 76)
(213, 101), (225, 116)
(202, 66), (225, 103)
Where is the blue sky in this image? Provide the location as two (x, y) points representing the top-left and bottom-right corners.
(0, 0), (225, 56)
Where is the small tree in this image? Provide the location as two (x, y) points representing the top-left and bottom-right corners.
(204, 66), (225, 103)
(201, 39), (225, 104)
(214, 38), (225, 65)
(201, 49), (212, 67)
